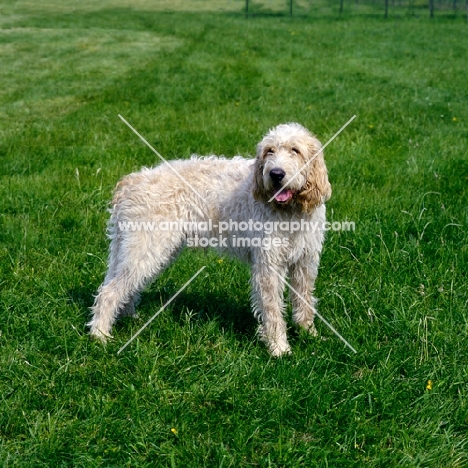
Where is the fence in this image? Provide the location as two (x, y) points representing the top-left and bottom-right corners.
(244, 0), (468, 18)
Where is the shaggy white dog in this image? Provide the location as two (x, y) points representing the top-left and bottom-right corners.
(89, 123), (331, 356)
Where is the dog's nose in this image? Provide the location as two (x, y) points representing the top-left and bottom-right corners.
(270, 168), (286, 184)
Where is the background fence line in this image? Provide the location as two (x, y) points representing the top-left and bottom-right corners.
(245, 0), (468, 18)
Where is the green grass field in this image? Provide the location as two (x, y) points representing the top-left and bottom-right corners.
(1, 0), (467, 466)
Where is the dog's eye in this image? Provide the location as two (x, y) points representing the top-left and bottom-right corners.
(266, 148), (274, 156)
(292, 147), (300, 155)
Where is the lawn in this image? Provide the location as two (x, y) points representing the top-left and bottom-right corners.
(1, 0), (467, 466)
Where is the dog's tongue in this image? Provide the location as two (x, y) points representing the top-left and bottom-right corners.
(275, 189), (293, 202)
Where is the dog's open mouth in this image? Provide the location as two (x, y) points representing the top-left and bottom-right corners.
(273, 188), (294, 203)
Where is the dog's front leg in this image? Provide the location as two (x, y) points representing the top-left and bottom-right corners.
(289, 257), (319, 336)
(251, 263), (291, 357)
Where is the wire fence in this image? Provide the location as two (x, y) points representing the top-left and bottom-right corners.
(244, 0), (468, 18)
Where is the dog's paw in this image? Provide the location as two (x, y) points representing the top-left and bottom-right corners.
(269, 342), (292, 358)
(89, 327), (113, 343)
(296, 321), (318, 337)
(306, 323), (318, 337)
(118, 303), (138, 319)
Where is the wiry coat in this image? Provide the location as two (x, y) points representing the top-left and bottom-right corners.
(89, 123), (331, 356)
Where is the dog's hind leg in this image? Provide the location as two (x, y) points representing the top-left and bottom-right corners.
(88, 271), (145, 340)
(99, 232), (138, 319)
(89, 230), (185, 341)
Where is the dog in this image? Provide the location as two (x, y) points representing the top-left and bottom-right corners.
(89, 123), (331, 356)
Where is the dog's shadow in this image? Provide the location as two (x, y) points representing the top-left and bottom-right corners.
(69, 269), (257, 342)
(135, 276), (257, 340)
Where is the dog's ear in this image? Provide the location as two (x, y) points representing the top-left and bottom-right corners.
(297, 141), (332, 213)
(252, 144), (268, 203)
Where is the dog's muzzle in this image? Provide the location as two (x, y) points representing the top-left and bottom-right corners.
(269, 168), (294, 203)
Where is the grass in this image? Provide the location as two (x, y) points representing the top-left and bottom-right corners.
(1, 0), (467, 466)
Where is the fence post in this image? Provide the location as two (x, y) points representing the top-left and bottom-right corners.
(246, 0), (249, 18)
(290, 0), (293, 16)
(385, 0), (389, 17)
(429, 0), (434, 17)
(340, 0), (344, 14)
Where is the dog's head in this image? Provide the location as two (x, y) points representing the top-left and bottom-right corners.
(253, 123), (332, 213)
